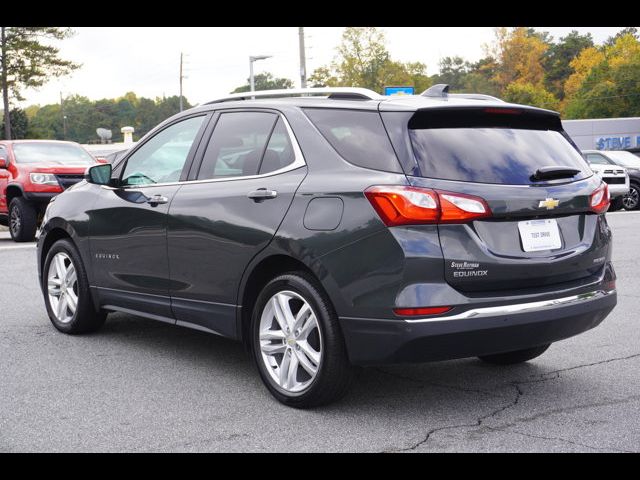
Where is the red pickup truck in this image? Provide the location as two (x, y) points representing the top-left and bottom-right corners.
(0, 140), (99, 242)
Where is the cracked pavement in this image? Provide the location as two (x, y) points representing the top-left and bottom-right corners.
(1, 212), (639, 452)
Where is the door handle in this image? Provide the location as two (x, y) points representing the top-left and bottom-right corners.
(146, 194), (169, 205)
(247, 188), (278, 201)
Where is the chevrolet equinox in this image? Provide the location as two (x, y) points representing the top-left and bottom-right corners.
(37, 86), (617, 408)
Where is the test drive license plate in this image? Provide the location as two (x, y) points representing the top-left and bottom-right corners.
(517, 219), (562, 252)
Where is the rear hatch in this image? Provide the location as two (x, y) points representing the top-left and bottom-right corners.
(387, 106), (611, 294)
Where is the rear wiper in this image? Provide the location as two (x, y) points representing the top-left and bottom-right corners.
(531, 166), (581, 181)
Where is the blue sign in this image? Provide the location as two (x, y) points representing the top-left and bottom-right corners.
(384, 86), (415, 96)
(596, 136), (639, 150)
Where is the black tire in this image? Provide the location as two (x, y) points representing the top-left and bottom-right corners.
(608, 197), (624, 212)
(250, 271), (354, 408)
(478, 344), (550, 365)
(42, 238), (107, 334)
(9, 197), (38, 242)
(622, 184), (640, 211)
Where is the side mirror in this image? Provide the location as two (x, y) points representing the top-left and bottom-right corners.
(85, 163), (113, 186)
(0, 155), (8, 169)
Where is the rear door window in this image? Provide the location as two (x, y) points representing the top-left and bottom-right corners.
(197, 111), (278, 180)
(304, 108), (402, 173)
(408, 108), (591, 185)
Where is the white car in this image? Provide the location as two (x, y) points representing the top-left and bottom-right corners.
(583, 150), (630, 211)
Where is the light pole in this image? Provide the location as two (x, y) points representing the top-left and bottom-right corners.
(249, 55), (272, 98)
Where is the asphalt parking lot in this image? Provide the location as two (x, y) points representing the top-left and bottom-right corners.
(0, 213), (639, 453)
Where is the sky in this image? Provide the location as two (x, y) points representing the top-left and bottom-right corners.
(18, 27), (627, 108)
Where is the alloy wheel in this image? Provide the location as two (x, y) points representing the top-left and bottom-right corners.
(9, 207), (20, 236)
(258, 290), (323, 393)
(623, 186), (639, 210)
(47, 252), (79, 324)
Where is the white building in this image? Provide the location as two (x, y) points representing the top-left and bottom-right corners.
(562, 117), (640, 152)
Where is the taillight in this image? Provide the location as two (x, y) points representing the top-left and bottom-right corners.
(364, 186), (492, 226)
(439, 192), (491, 223)
(590, 183), (610, 214)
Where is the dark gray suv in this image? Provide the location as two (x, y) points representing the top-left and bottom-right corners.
(37, 86), (617, 408)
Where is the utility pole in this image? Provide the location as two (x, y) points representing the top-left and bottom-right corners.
(298, 27), (307, 89)
(60, 92), (67, 140)
(179, 52), (184, 112)
(1, 27), (12, 140)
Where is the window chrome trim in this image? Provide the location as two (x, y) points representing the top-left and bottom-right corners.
(403, 289), (615, 323)
(107, 112), (306, 191)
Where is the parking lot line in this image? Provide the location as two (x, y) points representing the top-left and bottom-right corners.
(0, 244), (37, 251)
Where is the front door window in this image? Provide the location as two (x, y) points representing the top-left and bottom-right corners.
(121, 115), (206, 186)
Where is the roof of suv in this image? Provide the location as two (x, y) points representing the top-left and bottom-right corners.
(194, 87), (558, 116)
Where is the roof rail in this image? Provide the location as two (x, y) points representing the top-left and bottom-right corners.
(205, 87), (383, 104)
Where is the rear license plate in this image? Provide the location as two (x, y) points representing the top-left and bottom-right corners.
(517, 219), (562, 252)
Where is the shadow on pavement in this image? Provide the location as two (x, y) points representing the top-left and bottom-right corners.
(94, 311), (551, 410)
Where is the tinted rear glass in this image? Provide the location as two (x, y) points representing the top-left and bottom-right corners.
(408, 109), (591, 185)
(304, 108), (401, 173)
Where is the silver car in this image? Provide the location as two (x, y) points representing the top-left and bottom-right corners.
(583, 150), (630, 211)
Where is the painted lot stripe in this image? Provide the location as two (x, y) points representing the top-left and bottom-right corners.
(0, 244), (37, 251)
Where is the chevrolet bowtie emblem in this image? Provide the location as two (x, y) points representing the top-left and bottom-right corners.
(539, 198), (560, 210)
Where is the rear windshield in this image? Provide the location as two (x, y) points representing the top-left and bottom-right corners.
(13, 142), (95, 165)
(408, 109), (591, 185)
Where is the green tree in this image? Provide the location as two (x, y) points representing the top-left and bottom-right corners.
(503, 82), (559, 110)
(431, 56), (470, 91)
(543, 30), (594, 99)
(490, 27), (551, 90)
(0, 27), (80, 139)
(135, 97), (162, 138)
(25, 93), (193, 143)
(309, 27), (431, 94)
(0, 107), (28, 139)
(333, 27), (391, 91)
(564, 33), (640, 118)
(231, 72), (294, 93)
(308, 66), (338, 87)
(461, 57), (501, 97)
(604, 27), (639, 47)
(26, 103), (62, 139)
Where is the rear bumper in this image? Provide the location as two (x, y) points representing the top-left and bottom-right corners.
(339, 288), (616, 365)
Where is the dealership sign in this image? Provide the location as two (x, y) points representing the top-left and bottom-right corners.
(596, 135), (640, 150)
(384, 86), (415, 96)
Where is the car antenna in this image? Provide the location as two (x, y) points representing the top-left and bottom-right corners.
(421, 84), (450, 98)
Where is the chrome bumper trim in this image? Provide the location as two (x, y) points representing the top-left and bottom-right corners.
(404, 289), (616, 324)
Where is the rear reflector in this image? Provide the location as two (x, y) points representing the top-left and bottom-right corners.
(394, 306), (452, 317)
(590, 183), (610, 214)
(365, 185), (491, 226)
